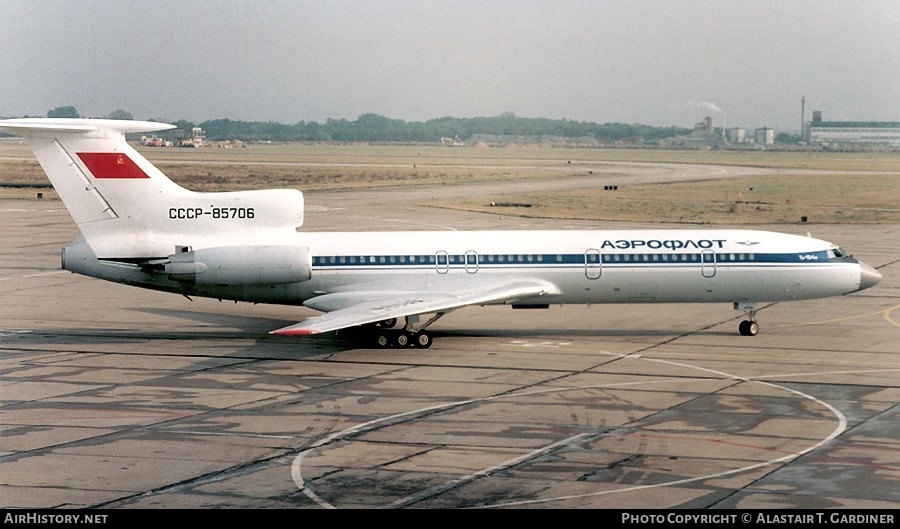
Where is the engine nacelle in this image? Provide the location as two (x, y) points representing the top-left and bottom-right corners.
(164, 245), (312, 285)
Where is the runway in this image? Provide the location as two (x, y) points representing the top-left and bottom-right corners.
(1, 165), (898, 509)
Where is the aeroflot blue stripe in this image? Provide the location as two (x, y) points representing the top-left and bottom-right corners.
(311, 251), (834, 268)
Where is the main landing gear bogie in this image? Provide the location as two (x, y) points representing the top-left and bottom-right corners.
(365, 314), (443, 349)
(372, 329), (433, 349)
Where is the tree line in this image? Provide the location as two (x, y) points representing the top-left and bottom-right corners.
(176, 113), (690, 143)
(23, 106), (691, 144)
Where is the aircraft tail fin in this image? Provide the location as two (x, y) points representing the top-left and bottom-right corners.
(0, 118), (303, 259)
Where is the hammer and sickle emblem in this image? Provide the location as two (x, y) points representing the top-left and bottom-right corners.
(116, 155), (125, 165)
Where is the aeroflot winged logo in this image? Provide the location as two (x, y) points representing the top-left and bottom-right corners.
(77, 152), (149, 179)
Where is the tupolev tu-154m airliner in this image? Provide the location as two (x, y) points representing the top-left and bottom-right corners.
(0, 118), (882, 348)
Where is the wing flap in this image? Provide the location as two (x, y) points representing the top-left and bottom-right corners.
(270, 280), (559, 335)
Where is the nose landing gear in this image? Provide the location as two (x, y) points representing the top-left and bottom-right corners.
(735, 302), (759, 336)
(738, 319), (759, 336)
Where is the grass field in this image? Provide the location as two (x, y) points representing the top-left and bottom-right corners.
(436, 171), (900, 224)
(1, 140), (897, 224)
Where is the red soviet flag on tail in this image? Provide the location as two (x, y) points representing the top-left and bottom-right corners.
(77, 152), (149, 179)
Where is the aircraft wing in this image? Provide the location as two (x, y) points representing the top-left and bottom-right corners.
(270, 280), (559, 335)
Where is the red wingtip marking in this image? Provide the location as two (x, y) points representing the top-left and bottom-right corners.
(77, 152), (149, 179)
(271, 328), (318, 336)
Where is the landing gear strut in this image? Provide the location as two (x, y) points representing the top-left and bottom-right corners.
(735, 302), (759, 336)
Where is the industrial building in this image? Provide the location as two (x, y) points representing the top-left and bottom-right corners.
(806, 111), (900, 147)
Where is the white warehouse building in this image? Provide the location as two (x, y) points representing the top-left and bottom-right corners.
(806, 112), (900, 147)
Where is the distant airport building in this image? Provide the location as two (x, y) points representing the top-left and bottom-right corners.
(807, 111), (900, 147)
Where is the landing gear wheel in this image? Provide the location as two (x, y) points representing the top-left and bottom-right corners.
(375, 318), (397, 328)
(739, 320), (759, 336)
(374, 333), (392, 348)
(394, 332), (411, 348)
(413, 331), (432, 349)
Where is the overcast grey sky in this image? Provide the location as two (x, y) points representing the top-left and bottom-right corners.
(2, 0), (898, 132)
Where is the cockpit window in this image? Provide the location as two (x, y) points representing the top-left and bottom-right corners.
(829, 246), (849, 258)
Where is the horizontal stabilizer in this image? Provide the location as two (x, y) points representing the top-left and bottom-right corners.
(0, 118), (176, 137)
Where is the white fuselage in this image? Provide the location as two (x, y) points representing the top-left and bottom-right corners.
(64, 227), (867, 308)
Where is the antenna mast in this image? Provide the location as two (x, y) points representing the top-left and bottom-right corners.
(801, 95), (806, 140)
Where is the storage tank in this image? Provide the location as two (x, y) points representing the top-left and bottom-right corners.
(727, 128), (746, 143)
(755, 128), (775, 145)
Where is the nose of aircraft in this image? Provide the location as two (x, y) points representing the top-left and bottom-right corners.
(856, 261), (882, 292)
